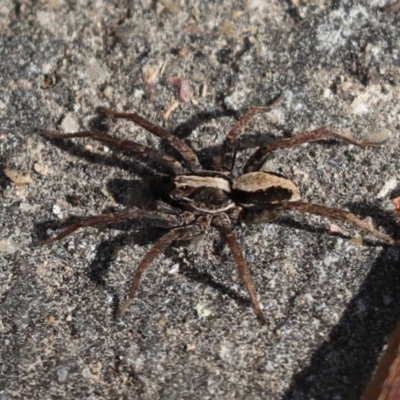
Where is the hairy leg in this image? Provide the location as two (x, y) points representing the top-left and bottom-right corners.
(282, 201), (399, 245)
(213, 214), (266, 324)
(98, 107), (202, 172)
(118, 215), (211, 317)
(220, 95), (281, 172)
(42, 130), (185, 175)
(244, 127), (387, 173)
(32, 209), (195, 246)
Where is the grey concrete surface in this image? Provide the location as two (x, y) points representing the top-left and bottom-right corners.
(1, 0), (400, 399)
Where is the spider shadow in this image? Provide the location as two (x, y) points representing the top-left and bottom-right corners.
(105, 178), (156, 209)
(33, 214), (169, 314)
(164, 243), (254, 310)
(87, 225), (176, 317)
(32, 174), (165, 243)
(281, 204), (400, 400)
(87, 228), (254, 317)
(282, 246), (400, 400)
(34, 217), (252, 319)
(43, 134), (164, 180)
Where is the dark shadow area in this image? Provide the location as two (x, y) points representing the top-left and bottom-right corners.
(179, 262), (252, 308)
(283, 0), (305, 23)
(283, 247), (400, 400)
(87, 226), (168, 287)
(0, 165), (11, 193)
(165, 244), (253, 310)
(88, 232), (132, 286)
(106, 178), (154, 209)
(389, 185), (400, 200)
(33, 217), (78, 242)
(172, 107), (237, 140)
(282, 209), (400, 399)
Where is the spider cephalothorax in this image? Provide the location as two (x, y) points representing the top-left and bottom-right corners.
(34, 97), (398, 324)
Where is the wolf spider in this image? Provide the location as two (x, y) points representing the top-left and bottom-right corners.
(34, 97), (398, 324)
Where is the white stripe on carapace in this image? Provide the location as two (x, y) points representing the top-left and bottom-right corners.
(174, 175), (231, 192)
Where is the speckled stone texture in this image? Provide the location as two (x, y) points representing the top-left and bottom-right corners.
(1, 0), (400, 399)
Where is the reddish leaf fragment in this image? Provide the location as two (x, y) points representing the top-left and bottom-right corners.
(393, 197), (400, 213)
(384, 0), (400, 12)
(362, 322), (400, 400)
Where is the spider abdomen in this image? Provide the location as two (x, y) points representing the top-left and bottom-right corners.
(232, 171), (300, 209)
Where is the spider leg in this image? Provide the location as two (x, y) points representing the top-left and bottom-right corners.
(220, 95), (282, 172)
(118, 215), (211, 317)
(213, 214), (266, 324)
(32, 209), (195, 246)
(98, 107), (202, 172)
(42, 130), (185, 175)
(244, 127), (388, 173)
(281, 201), (399, 245)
